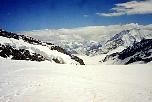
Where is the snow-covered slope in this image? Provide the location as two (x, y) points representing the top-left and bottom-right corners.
(0, 29), (84, 65)
(0, 58), (152, 102)
(102, 39), (152, 64)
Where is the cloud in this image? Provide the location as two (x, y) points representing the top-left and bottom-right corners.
(83, 14), (89, 17)
(97, 0), (152, 17)
(21, 23), (152, 42)
(96, 12), (124, 17)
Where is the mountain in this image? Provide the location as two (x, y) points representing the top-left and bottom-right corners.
(101, 28), (152, 53)
(102, 39), (152, 64)
(19, 23), (152, 64)
(20, 23), (152, 56)
(20, 23), (143, 56)
(57, 27), (152, 56)
(0, 29), (85, 65)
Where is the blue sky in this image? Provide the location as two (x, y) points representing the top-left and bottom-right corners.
(0, 0), (152, 31)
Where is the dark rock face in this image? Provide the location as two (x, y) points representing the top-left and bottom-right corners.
(118, 39), (152, 60)
(50, 46), (71, 56)
(50, 46), (85, 65)
(0, 29), (41, 45)
(71, 55), (85, 65)
(0, 44), (45, 61)
(103, 39), (152, 64)
(0, 29), (19, 40)
(0, 29), (85, 65)
(102, 52), (119, 63)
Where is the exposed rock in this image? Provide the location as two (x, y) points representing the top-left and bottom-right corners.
(0, 29), (85, 65)
(0, 44), (45, 61)
(102, 39), (152, 64)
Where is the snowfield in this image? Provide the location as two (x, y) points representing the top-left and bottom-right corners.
(0, 58), (152, 102)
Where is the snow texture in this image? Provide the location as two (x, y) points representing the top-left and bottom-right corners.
(0, 58), (152, 102)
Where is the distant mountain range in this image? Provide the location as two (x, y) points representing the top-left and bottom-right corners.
(20, 23), (152, 64)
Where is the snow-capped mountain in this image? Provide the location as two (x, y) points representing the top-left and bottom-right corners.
(20, 23), (143, 56)
(0, 29), (84, 65)
(102, 39), (152, 64)
(101, 28), (152, 54)
(56, 26), (152, 56)
(20, 23), (152, 56)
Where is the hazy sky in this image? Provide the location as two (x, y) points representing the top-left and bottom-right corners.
(0, 0), (152, 31)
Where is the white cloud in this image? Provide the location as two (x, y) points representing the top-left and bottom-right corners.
(96, 12), (125, 17)
(83, 15), (89, 17)
(97, 0), (152, 17)
(20, 23), (152, 42)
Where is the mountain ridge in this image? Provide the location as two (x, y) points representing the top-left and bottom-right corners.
(21, 23), (152, 56)
(102, 39), (152, 64)
(0, 29), (85, 65)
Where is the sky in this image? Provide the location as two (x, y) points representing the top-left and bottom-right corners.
(0, 0), (152, 32)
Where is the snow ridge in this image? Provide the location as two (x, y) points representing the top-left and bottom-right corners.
(0, 29), (85, 65)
